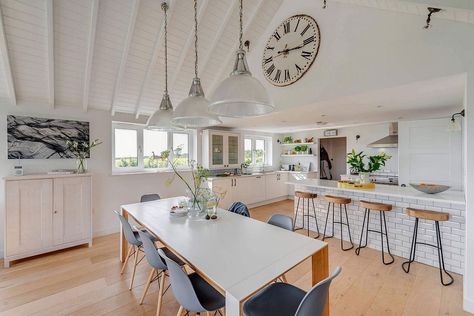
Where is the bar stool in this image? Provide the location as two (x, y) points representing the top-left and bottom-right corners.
(323, 195), (354, 251)
(402, 207), (454, 286)
(293, 191), (320, 238)
(355, 200), (395, 265)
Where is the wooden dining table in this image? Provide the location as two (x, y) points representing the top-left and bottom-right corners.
(120, 197), (329, 316)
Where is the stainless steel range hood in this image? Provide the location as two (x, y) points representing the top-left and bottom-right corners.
(367, 122), (398, 148)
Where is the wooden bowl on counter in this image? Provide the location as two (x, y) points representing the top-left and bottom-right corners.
(410, 183), (450, 194)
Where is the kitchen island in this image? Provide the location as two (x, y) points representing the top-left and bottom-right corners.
(287, 179), (465, 274)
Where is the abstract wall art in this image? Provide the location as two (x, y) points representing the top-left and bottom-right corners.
(7, 115), (90, 159)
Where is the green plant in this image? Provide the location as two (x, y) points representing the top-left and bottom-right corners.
(346, 149), (391, 173)
(66, 139), (102, 173)
(294, 145), (308, 153)
(283, 136), (293, 144)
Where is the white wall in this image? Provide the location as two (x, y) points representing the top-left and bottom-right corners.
(0, 103), (194, 257)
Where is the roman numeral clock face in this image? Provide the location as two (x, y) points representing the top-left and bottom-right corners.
(262, 15), (321, 87)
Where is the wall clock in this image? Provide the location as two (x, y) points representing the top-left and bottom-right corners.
(262, 15), (321, 87)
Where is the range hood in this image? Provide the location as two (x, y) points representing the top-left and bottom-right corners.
(367, 122), (398, 148)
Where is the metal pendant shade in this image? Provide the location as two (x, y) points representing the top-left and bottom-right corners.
(209, 0), (273, 117)
(147, 1), (175, 130)
(172, 0), (222, 128)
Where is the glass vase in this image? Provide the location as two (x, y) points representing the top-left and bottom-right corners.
(359, 172), (370, 184)
(76, 158), (87, 174)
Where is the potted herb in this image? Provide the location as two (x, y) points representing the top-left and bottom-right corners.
(283, 136), (293, 144)
(66, 139), (102, 174)
(346, 149), (391, 183)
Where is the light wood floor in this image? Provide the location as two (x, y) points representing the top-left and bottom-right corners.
(0, 199), (470, 316)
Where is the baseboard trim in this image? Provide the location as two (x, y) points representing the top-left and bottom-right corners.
(93, 226), (118, 238)
(464, 297), (474, 313)
(248, 196), (291, 208)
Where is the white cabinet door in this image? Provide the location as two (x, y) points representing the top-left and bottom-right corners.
(265, 173), (289, 199)
(209, 132), (225, 169)
(235, 176), (265, 205)
(5, 179), (53, 256)
(53, 177), (92, 245)
(226, 134), (241, 168)
(211, 178), (233, 210)
(203, 130), (242, 169)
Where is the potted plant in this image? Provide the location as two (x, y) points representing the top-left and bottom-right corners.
(66, 139), (102, 174)
(283, 136), (293, 144)
(346, 149), (392, 183)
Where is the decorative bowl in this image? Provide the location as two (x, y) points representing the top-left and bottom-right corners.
(409, 183), (450, 194)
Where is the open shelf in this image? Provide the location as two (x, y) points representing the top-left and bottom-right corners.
(280, 154), (316, 157)
(280, 142), (315, 146)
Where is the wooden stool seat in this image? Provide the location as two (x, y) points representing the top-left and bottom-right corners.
(406, 208), (449, 221)
(295, 191), (317, 199)
(324, 195), (351, 205)
(359, 200), (392, 212)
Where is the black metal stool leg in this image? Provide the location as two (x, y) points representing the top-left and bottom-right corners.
(435, 221), (454, 286)
(355, 208), (369, 255)
(311, 198), (320, 238)
(293, 197), (301, 231)
(402, 218), (419, 273)
(322, 202), (333, 240)
(380, 211), (394, 265)
(339, 204), (354, 251)
(306, 198), (310, 237)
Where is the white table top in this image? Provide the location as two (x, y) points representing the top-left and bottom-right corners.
(121, 197), (326, 301)
(287, 179), (465, 205)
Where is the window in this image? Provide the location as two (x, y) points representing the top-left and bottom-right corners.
(112, 122), (195, 173)
(244, 136), (272, 166)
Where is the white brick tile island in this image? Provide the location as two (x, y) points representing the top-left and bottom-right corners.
(288, 179), (466, 274)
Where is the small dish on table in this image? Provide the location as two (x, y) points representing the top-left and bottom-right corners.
(170, 205), (188, 217)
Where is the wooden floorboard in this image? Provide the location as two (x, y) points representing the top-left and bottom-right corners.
(0, 199), (470, 316)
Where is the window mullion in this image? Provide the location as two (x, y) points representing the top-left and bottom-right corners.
(138, 127), (144, 170)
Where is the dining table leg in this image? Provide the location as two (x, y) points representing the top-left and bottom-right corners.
(312, 244), (329, 316)
(225, 292), (242, 316)
(120, 208), (129, 262)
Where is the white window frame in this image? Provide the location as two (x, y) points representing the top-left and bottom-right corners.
(112, 122), (195, 174)
(244, 135), (273, 166)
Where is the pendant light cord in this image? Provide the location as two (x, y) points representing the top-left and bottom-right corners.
(162, 1), (169, 94)
(194, 0), (198, 78)
(239, 0), (243, 50)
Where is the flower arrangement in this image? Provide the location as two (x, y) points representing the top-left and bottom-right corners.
(66, 139), (102, 173)
(346, 149), (391, 173)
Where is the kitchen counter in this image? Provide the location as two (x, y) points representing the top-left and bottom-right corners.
(208, 170), (317, 181)
(287, 179), (465, 205)
(287, 179), (466, 275)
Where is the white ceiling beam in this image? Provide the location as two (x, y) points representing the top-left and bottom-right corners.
(207, 0), (265, 95)
(82, 0), (99, 112)
(168, 0), (211, 93)
(199, 0), (239, 80)
(0, 5), (16, 106)
(46, 0), (54, 108)
(134, 2), (177, 119)
(110, 0), (140, 115)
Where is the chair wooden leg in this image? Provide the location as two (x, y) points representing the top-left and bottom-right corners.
(206, 312), (211, 316)
(176, 306), (184, 316)
(120, 245), (133, 274)
(281, 273), (288, 283)
(139, 268), (156, 304)
(129, 246), (139, 290)
(156, 271), (166, 316)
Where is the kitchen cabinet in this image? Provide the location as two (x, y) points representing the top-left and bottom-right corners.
(265, 172), (289, 199)
(4, 174), (92, 267)
(234, 175), (265, 205)
(202, 130), (241, 169)
(210, 178), (234, 210)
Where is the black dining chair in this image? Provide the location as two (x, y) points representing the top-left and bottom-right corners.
(228, 201), (250, 217)
(140, 193), (161, 202)
(243, 266), (342, 316)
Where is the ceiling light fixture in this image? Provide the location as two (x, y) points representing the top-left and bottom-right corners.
(172, 0), (222, 128)
(209, 0), (274, 117)
(424, 7), (442, 29)
(448, 109), (465, 132)
(147, 1), (176, 130)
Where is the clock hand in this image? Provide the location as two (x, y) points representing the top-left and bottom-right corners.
(277, 44), (304, 54)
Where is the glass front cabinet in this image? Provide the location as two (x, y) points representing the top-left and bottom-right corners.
(202, 130), (241, 169)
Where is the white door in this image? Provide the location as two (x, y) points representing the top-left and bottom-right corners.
(53, 177), (92, 245)
(211, 178), (233, 210)
(5, 179), (53, 256)
(399, 118), (463, 189)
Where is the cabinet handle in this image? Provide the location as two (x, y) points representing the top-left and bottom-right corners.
(54, 211), (58, 214)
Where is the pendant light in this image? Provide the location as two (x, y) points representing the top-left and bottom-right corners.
(171, 0), (222, 128)
(147, 1), (175, 130)
(209, 0), (274, 117)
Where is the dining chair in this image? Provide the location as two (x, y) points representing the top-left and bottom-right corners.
(113, 210), (157, 290)
(228, 201), (250, 217)
(140, 193), (161, 202)
(137, 231), (185, 315)
(158, 249), (225, 316)
(243, 266), (342, 316)
(267, 214), (294, 231)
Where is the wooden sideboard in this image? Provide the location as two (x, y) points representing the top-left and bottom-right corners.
(3, 173), (92, 267)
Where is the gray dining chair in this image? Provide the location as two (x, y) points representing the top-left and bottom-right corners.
(267, 214), (294, 283)
(140, 193), (161, 202)
(243, 266), (342, 316)
(137, 231), (185, 315)
(158, 249), (225, 316)
(267, 214), (294, 231)
(113, 210), (156, 290)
